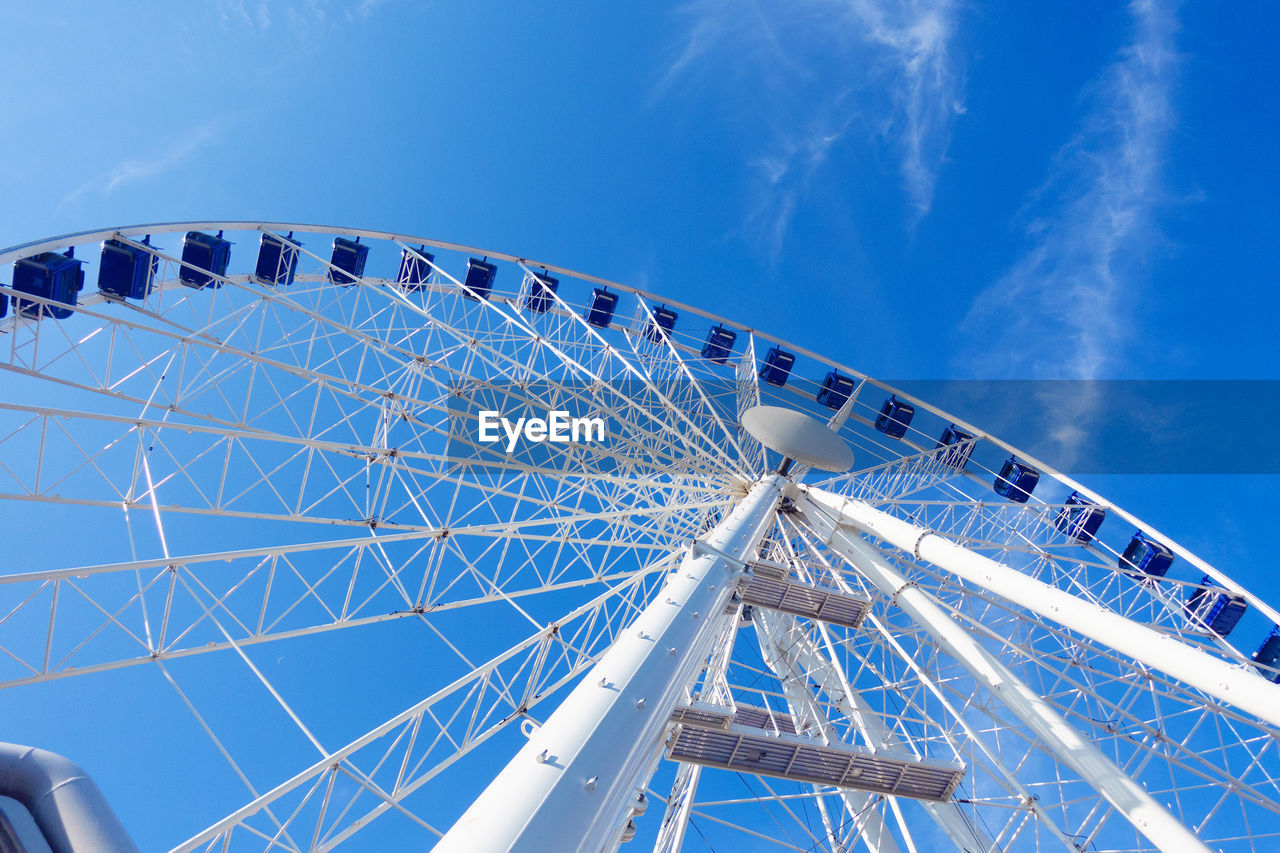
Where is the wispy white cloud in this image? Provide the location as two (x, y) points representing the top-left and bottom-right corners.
(847, 0), (963, 218)
(217, 0), (272, 30)
(749, 119), (853, 256)
(351, 0), (388, 20)
(961, 0), (1179, 381)
(960, 0), (1179, 469)
(652, 0), (803, 103)
(215, 0), (390, 34)
(656, 0), (964, 251)
(57, 121), (223, 213)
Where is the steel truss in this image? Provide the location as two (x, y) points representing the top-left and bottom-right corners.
(0, 223), (1276, 852)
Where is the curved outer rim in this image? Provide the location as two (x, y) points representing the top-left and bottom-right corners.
(3, 220), (1274, 627)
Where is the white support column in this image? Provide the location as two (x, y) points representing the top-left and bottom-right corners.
(752, 608), (904, 853)
(804, 486), (1280, 728)
(753, 608), (992, 853)
(797, 492), (1212, 853)
(436, 475), (785, 853)
(651, 762), (703, 853)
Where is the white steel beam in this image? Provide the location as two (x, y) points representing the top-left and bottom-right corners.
(651, 761), (703, 853)
(752, 608), (904, 853)
(753, 608), (992, 853)
(797, 491), (1211, 853)
(435, 475), (785, 852)
(804, 486), (1280, 728)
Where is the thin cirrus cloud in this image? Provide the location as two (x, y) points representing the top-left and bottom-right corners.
(215, 0), (389, 33)
(216, 0), (273, 30)
(655, 0), (964, 251)
(847, 0), (964, 219)
(748, 119), (854, 256)
(957, 0), (1178, 471)
(961, 0), (1179, 382)
(56, 122), (224, 214)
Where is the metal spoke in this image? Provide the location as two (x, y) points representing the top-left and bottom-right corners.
(2, 222), (1276, 853)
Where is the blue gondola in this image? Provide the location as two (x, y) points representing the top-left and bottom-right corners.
(994, 456), (1038, 503)
(875, 395), (915, 439)
(397, 247), (435, 290)
(1185, 575), (1247, 636)
(645, 305), (677, 342)
(0, 290), (7, 320)
(524, 271), (558, 314)
(98, 236), (158, 301)
(936, 425), (974, 469)
(328, 237), (369, 286)
(1054, 491), (1105, 542)
(255, 232), (300, 286)
(586, 287), (617, 327)
(180, 230), (231, 289)
(759, 347), (794, 386)
(462, 258), (497, 301)
(701, 325), (736, 364)
(12, 249), (84, 320)
(817, 371), (854, 410)
(1119, 531), (1174, 578)
(1252, 627), (1280, 683)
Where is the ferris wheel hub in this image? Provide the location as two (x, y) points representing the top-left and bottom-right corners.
(741, 405), (854, 473)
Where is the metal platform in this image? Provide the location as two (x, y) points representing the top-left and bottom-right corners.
(668, 705), (964, 802)
(670, 702), (800, 734)
(731, 703), (799, 735)
(746, 559), (790, 579)
(739, 566), (869, 629)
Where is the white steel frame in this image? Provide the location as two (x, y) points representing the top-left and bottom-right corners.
(0, 222), (1276, 853)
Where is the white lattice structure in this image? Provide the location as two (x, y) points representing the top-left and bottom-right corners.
(0, 222), (1277, 852)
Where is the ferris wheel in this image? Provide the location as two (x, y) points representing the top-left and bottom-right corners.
(0, 222), (1277, 853)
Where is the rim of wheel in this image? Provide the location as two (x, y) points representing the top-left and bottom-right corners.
(1, 222), (1276, 852)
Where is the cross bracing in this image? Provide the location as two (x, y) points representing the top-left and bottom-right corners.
(0, 223), (1276, 852)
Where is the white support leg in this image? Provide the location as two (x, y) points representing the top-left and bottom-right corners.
(752, 608), (904, 853)
(651, 762), (703, 853)
(797, 492), (1211, 853)
(753, 607), (992, 853)
(804, 486), (1280, 728)
(650, 617), (738, 852)
(436, 475), (785, 853)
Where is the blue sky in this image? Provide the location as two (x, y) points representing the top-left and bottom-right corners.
(3, 0), (1279, 847)
(5, 1), (1277, 383)
(4, 0), (1274, 580)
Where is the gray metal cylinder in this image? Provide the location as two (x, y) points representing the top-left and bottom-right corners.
(0, 742), (138, 853)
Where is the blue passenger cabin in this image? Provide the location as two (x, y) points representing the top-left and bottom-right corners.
(1119, 531), (1174, 578)
(586, 287), (617, 327)
(759, 347), (794, 386)
(12, 250), (84, 320)
(328, 237), (369, 286)
(462, 258), (497, 300)
(875, 395), (915, 438)
(1184, 575), (1247, 636)
(180, 231), (231, 289)
(994, 456), (1038, 503)
(1253, 627), (1280, 682)
(396, 247), (434, 290)
(98, 236), (158, 301)
(524, 271), (558, 314)
(254, 232), (300, 286)
(0, 291), (7, 319)
(936, 425), (974, 468)
(701, 325), (736, 364)
(817, 371), (854, 410)
(645, 305), (677, 342)
(1054, 491), (1105, 542)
